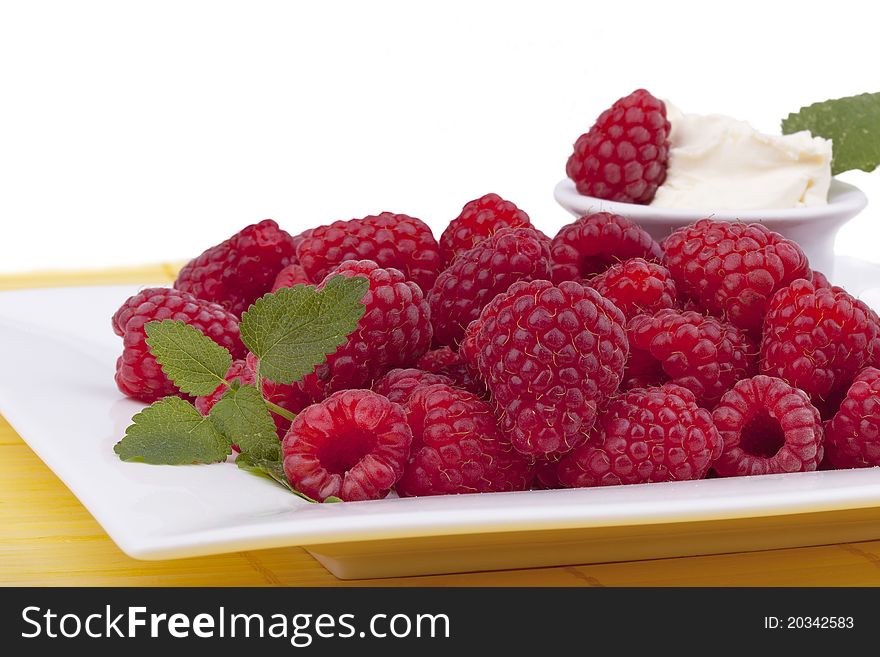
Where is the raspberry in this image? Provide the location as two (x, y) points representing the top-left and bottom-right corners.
(811, 269), (832, 289)
(113, 287), (245, 402)
(760, 279), (880, 411)
(291, 228), (314, 252)
(556, 384), (721, 487)
(462, 280), (628, 459)
(550, 212), (662, 283)
(428, 227), (551, 347)
(371, 368), (455, 404)
(625, 309), (757, 408)
(292, 260), (433, 401)
(439, 193), (533, 265)
(281, 390), (412, 502)
(297, 213), (442, 293)
(416, 347), (485, 396)
(711, 375), (824, 476)
(397, 384), (533, 496)
(194, 354), (315, 434)
(565, 89), (670, 204)
(175, 219), (298, 317)
(532, 459), (563, 489)
(271, 263), (311, 291)
(661, 219), (811, 335)
(825, 367), (880, 468)
(588, 257), (678, 320)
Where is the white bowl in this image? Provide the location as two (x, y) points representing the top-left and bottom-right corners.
(553, 178), (868, 277)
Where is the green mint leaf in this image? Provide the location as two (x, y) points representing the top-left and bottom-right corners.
(209, 384), (280, 461)
(235, 453), (343, 503)
(323, 496), (343, 503)
(235, 453), (295, 491)
(239, 275), (368, 385)
(114, 396), (232, 464)
(145, 320), (232, 396)
(782, 92), (880, 175)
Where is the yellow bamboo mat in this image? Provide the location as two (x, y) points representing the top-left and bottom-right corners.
(1, 265), (880, 586)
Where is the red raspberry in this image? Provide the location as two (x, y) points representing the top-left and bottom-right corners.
(439, 193), (533, 266)
(760, 279), (880, 411)
(462, 280), (628, 459)
(565, 89), (670, 204)
(292, 260), (433, 401)
(296, 213), (442, 293)
(811, 269), (832, 289)
(291, 228), (313, 252)
(556, 384), (721, 487)
(824, 367), (880, 468)
(661, 219), (811, 335)
(371, 368), (455, 404)
(194, 354), (315, 434)
(428, 227), (551, 347)
(281, 390), (412, 502)
(532, 459), (563, 490)
(416, 346), (485, 396)
(625, 309), (757, 408)
(397, 384), (533, 496)
(113, 287), (245, 402)
(270, 263), (311, 291)
(588, 257), (678, 320)
(550, 212), (662, 283)
(711, 375), (824, 476)
(175, 219), (298, 317)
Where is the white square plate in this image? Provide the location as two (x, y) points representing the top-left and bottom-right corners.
(2, 257), (880, 579)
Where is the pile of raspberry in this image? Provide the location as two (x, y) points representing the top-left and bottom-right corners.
(113, 196), (880, 502)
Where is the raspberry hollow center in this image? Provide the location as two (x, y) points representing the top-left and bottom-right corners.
(318, 431), (378, 475)
(739, 411), (785, 458)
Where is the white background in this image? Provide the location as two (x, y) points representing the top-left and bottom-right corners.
(0, 0), (877, 273)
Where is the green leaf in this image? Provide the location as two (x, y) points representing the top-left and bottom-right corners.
(235, 453), (345, 503)
(239, 275), (368, 385)
(235, 453), (295, 491)
(782, 92), (880, 175)
(145, 320), (232, 396)
(209, 384), (280, 461)
(114, 396), (232, 464)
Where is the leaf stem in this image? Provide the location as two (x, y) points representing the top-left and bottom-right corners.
(266, 400), (296, 422)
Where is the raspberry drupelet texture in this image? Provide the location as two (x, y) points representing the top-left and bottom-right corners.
(532, 459), (563, 490)
(397, 384), (534, 497)
(439, 193), (534, 266)
(661, 219), (811, 335)
(556, 384), (722, 487)
(296, 213), (442, 293)
(625, 309), (757, 408)
(271, 263), (312, 291)
(565, 89), (670, 204)
(587, 257), (678, 321)
(760, 279), (880, 412)
(113, 287), (245, 402)
(824, 367), (880, 469)
(416, 346), (486, 396)
(462, 279), (629, 459)
(711, 375), (824, 476)
(281, 390), (412, 502)
(174, 219), (299, 317)
(428, 227), (551, 348)
(291, 260), (433, 402)
(550, 212), (662, 283)
(371, 368), (456, 404)
(810, 270), (832, 289)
